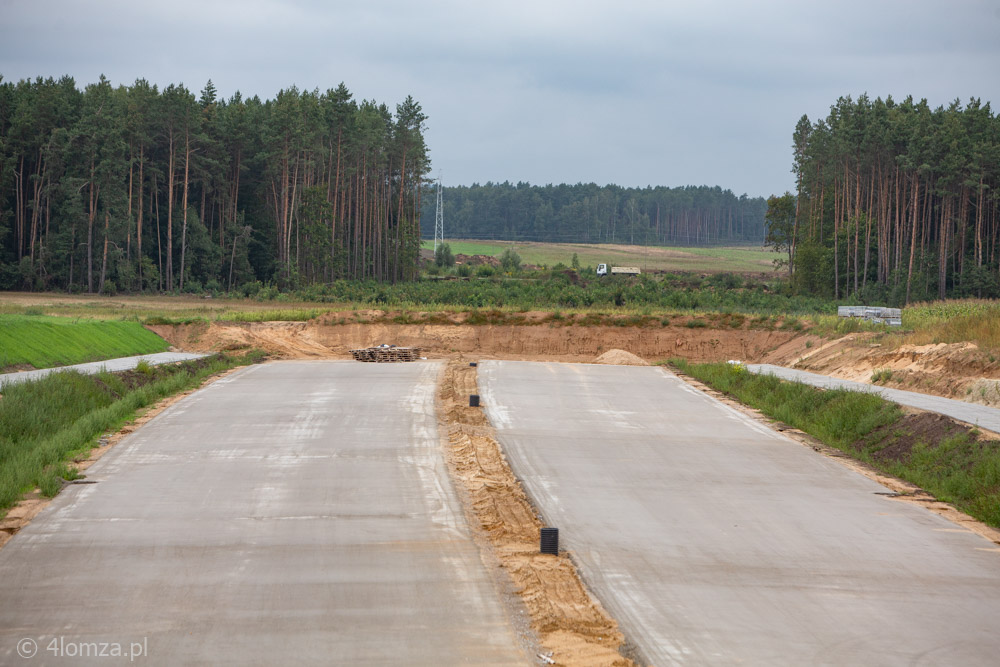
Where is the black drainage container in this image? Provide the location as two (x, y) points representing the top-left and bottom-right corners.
(540, 527), (559, 555)
(469, 362), (477, 367)
(469, 394), (480, 407)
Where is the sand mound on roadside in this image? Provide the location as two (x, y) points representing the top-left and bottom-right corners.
(593, 349), (650, 366)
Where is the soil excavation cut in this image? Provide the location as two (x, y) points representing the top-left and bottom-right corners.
(150, 316), (802, 364)
(763, 332), (1000, 407)
(437, 360), (635, 667)
(149, 315), (1000, 408)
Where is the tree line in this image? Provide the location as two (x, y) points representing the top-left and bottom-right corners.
(0, 75), (430, 293)
(423, 181), (767, 246)
(768, 94), (999, 303)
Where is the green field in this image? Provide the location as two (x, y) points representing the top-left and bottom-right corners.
(0, 315), (169, 371)
(422, 240), (778, 274)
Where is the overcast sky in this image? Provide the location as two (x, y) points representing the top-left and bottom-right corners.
(2, 0), (998, 197)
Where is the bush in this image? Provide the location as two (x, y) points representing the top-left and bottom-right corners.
(456, 264), (473, 277)
(434, 243), (455, 268)
(500, 248), (522, 273)
(871, 368), (893, 383)
(476, 264), (496, 277)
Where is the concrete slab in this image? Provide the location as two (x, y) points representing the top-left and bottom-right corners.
(0, 361), (525, 665)
(480, 361), (1000, 666)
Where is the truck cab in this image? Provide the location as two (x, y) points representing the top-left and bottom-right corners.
(597, 263), (608, 276)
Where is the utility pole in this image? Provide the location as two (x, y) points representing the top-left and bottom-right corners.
(434, 174), (444, 253)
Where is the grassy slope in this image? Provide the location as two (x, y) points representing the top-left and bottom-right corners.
(422, 240), (778, 273)
(901, 300), (1000, 353)
(0, 315), (169, 370)
(0, 352), (263, 513)
(673, 360), (1000, 528)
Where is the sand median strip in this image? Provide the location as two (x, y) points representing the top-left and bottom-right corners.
(437, 360), (635, 667)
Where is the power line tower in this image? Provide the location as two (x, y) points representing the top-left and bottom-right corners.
(434, 174), (444, 253)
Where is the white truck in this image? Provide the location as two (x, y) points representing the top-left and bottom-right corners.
(596, 264), (640, 277)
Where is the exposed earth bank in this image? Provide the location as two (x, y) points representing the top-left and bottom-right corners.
(149, 314), (1000, 408)
(148, 314), (802, 364)
(762, 332), (1000, 407)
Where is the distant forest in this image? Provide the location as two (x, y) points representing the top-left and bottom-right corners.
(0, 75), (429, 293)
(422, 182), (768, 246)
(772, 94), (1000, 303)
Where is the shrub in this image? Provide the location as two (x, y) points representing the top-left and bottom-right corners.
(434, 243), (455, 268)
(500, 248), (522, 272)
(871, 368), (893, 384)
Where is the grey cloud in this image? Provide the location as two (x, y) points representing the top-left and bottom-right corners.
(1, 0), (998, 196)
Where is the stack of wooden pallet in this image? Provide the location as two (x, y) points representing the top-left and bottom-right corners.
(350, 346), (422, 363)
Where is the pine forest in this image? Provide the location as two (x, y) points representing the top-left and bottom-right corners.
(0, 75), (430, 293)
(773, 94), (1000, 303)
(424, 182), (767, 247)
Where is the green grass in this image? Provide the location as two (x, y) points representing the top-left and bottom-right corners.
(0, 351), (265, 514)
(0, 315), (169, 371)
(422, 240), (779, 273)
(672, 360), (1000, 528)
(0, 294), (341, 325)
(902, 299), (1000, 353)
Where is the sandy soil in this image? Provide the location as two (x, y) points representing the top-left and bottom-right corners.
(149, 317), (800, 365)
(764, 332), (1000, 407)
(593, 349), (650, 366)
(437, 361), (634, 667)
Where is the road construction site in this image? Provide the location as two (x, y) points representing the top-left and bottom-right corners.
(3, 320), (1000, 665)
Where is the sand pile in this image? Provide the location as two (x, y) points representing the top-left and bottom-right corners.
(593, 349), (650, 366)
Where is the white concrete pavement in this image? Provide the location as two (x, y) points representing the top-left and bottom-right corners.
(0, 361), (526, 665)
(480, 361), (1000, 666)
(0, 352), (209, 387)
(748, 363), (1000, 433)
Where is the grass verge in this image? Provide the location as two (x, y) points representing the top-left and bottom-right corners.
(670, 360), (1000, 528)
(0, 351), (265, 514)
(0, 315), (169, 371)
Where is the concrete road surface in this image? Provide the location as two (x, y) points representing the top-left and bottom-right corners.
(480, 361), (1000, 666)
(748, 363), (1000, 433)
(0, 352), (209, 387)
(0, 361), (525, 665)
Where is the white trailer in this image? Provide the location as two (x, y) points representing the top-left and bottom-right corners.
(597, 264), (640, 276)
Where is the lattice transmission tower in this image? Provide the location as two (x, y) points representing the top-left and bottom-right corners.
(434, 174), (444, 253)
